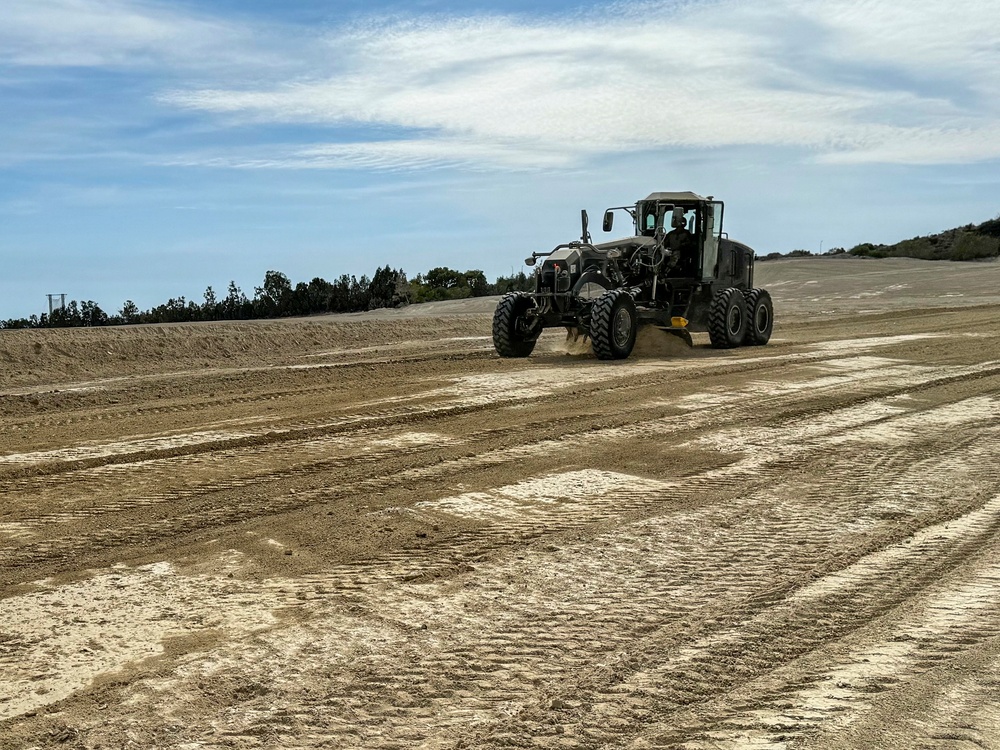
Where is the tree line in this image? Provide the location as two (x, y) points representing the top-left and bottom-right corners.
(0, 266), (535, 330)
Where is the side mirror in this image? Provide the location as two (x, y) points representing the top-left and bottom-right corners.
(603, 210), (614, 232)
(525, 256), (537, 267)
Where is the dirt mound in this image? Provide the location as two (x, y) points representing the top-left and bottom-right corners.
(631, 326), (695, 358)
(6, 256), (1000, 390)
(0, 314), (491, 389)
(536, 326), (695, 359)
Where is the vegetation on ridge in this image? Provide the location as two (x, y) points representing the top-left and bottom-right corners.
(0, 266), (535, 330)
(760, 214), (1000, 262)
(6, 211), (998, 329)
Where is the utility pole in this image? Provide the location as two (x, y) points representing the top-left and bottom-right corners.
(47, 293), (66, 316)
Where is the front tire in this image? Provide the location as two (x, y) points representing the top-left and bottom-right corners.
(743, 288), (773, 345)
(591, 289), (638, 360)
(493, 292), (539, 358)
(709, 287), (748, 348)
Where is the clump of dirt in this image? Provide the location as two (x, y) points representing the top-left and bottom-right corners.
(539, 326), (693, 358)
(631, 327), (693, 358)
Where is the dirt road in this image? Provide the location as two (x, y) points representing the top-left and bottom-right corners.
(2, 258), (1000, 749)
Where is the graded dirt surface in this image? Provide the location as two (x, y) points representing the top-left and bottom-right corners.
(2, 256), (1000, 749)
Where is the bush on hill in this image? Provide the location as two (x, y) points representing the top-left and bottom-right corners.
(758, 214), (1000, 262)
(847, 218), (1000, 261)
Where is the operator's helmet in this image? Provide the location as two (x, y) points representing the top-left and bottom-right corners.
(671, 211), (687, 229)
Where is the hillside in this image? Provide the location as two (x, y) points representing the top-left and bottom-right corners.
(763, 214), (1000, 261)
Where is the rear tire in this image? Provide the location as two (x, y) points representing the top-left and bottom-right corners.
(743, 288), (773, 345)
(591, 289), (638, 360)
(493, 292), (539, 357)
(708, 287), (748, 349)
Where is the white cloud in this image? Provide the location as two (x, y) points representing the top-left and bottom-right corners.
(163, 138), (580, 172)
(0, 0), (258, 68)
(156, 0), (1000, 168)
(795, 0), (1000, 85)
(7, 0), (1000, 168)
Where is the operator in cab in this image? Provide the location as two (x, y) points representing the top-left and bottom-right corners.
(664, 209), (695, 271)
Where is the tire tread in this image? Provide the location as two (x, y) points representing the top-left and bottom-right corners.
(492, 292), (537, 357)
(708, 287), (747, 349)
(590, 289), (636, 360)
(744, 287), (773, 346)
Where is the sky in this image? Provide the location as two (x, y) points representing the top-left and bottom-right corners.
(2, 0), (999, 319)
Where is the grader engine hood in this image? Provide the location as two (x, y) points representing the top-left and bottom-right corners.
(540, 247), (583, 292)
(542, 247), (583, 273)
(593, 236), (656, 253)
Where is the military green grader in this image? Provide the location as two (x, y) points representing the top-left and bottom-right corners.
(492, 191), (773, 359)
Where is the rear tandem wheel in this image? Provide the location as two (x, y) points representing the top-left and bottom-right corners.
(743, 288), (774, 345)
(708, 287), (749, 349)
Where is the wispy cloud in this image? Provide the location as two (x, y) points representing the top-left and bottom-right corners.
(1, 0), (268, 69)
(153, 0), (1000, 169)
(163, 138), (581, 172)
(6, 0), (1000, 169)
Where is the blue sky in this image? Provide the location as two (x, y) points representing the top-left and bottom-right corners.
(2, 0), (999, 319)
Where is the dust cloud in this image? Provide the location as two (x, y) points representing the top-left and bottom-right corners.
(540, 326), (692, 358)
(556, 335), (595, 357)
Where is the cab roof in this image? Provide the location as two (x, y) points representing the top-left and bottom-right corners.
(643, 191), (710, 203)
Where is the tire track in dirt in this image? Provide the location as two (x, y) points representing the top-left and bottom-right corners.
(264, 420), (1000, 748)
(0, 433), (442, 538)
(45, 377), (1000, 748)
(0, 332), (961, 475)
(815, 647), (1000, 749)
(641, 521), (1000, 748)
(0, 553), (287, 723)
(0, 402), (620, 550)
(0, 346), (497, 435)
(6, 302), (1000, 748)
(3, 345), (998, 579)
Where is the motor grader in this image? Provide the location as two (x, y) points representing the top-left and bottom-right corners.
(492, 191), (772, 359)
